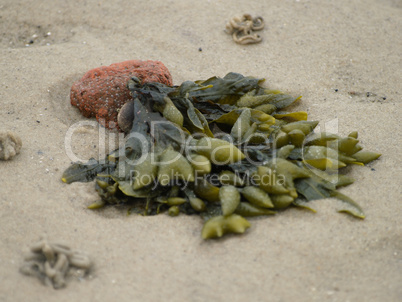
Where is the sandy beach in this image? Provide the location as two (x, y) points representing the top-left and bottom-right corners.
(1, 0), (401, 301)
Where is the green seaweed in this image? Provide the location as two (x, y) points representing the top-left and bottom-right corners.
(61, 158), (115, 184)
(62, 72), (381, 240)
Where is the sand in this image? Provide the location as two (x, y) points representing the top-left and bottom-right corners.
(1, 0), (401, 301)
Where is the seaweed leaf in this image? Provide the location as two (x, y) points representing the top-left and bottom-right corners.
(329, 191), (365, 219)
(294, 178), (332, 200)
(61, 158), (115, 184)
(273, 111), (308, 122)
(190, 72), (264, 104)
(295, 178), (365, 218)
(259, 90), (301, 109)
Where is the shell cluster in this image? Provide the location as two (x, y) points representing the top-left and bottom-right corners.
(20, 236), (92, 289)
(63, 72), (381, 240)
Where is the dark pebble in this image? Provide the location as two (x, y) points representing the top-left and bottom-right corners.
(371, 168), (376, 171)
(198, 47), (202, 52)
(334, 89), (338, 92)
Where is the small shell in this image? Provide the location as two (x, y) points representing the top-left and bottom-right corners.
(117, 100), (134, 133)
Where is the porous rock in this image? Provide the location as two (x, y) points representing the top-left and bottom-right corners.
(70, 60), (173, 129)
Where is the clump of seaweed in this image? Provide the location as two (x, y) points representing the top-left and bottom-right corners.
(225, 14), (265, 44)
(20, 235), (92, 289)
(62, 72), (381, 239)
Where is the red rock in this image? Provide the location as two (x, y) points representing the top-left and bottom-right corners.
(70, 60), (173, 129)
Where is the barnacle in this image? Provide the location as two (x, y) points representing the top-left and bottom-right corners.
(63, 72), (381, 240)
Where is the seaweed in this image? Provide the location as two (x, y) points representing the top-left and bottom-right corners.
(63, 72), (381, 239)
